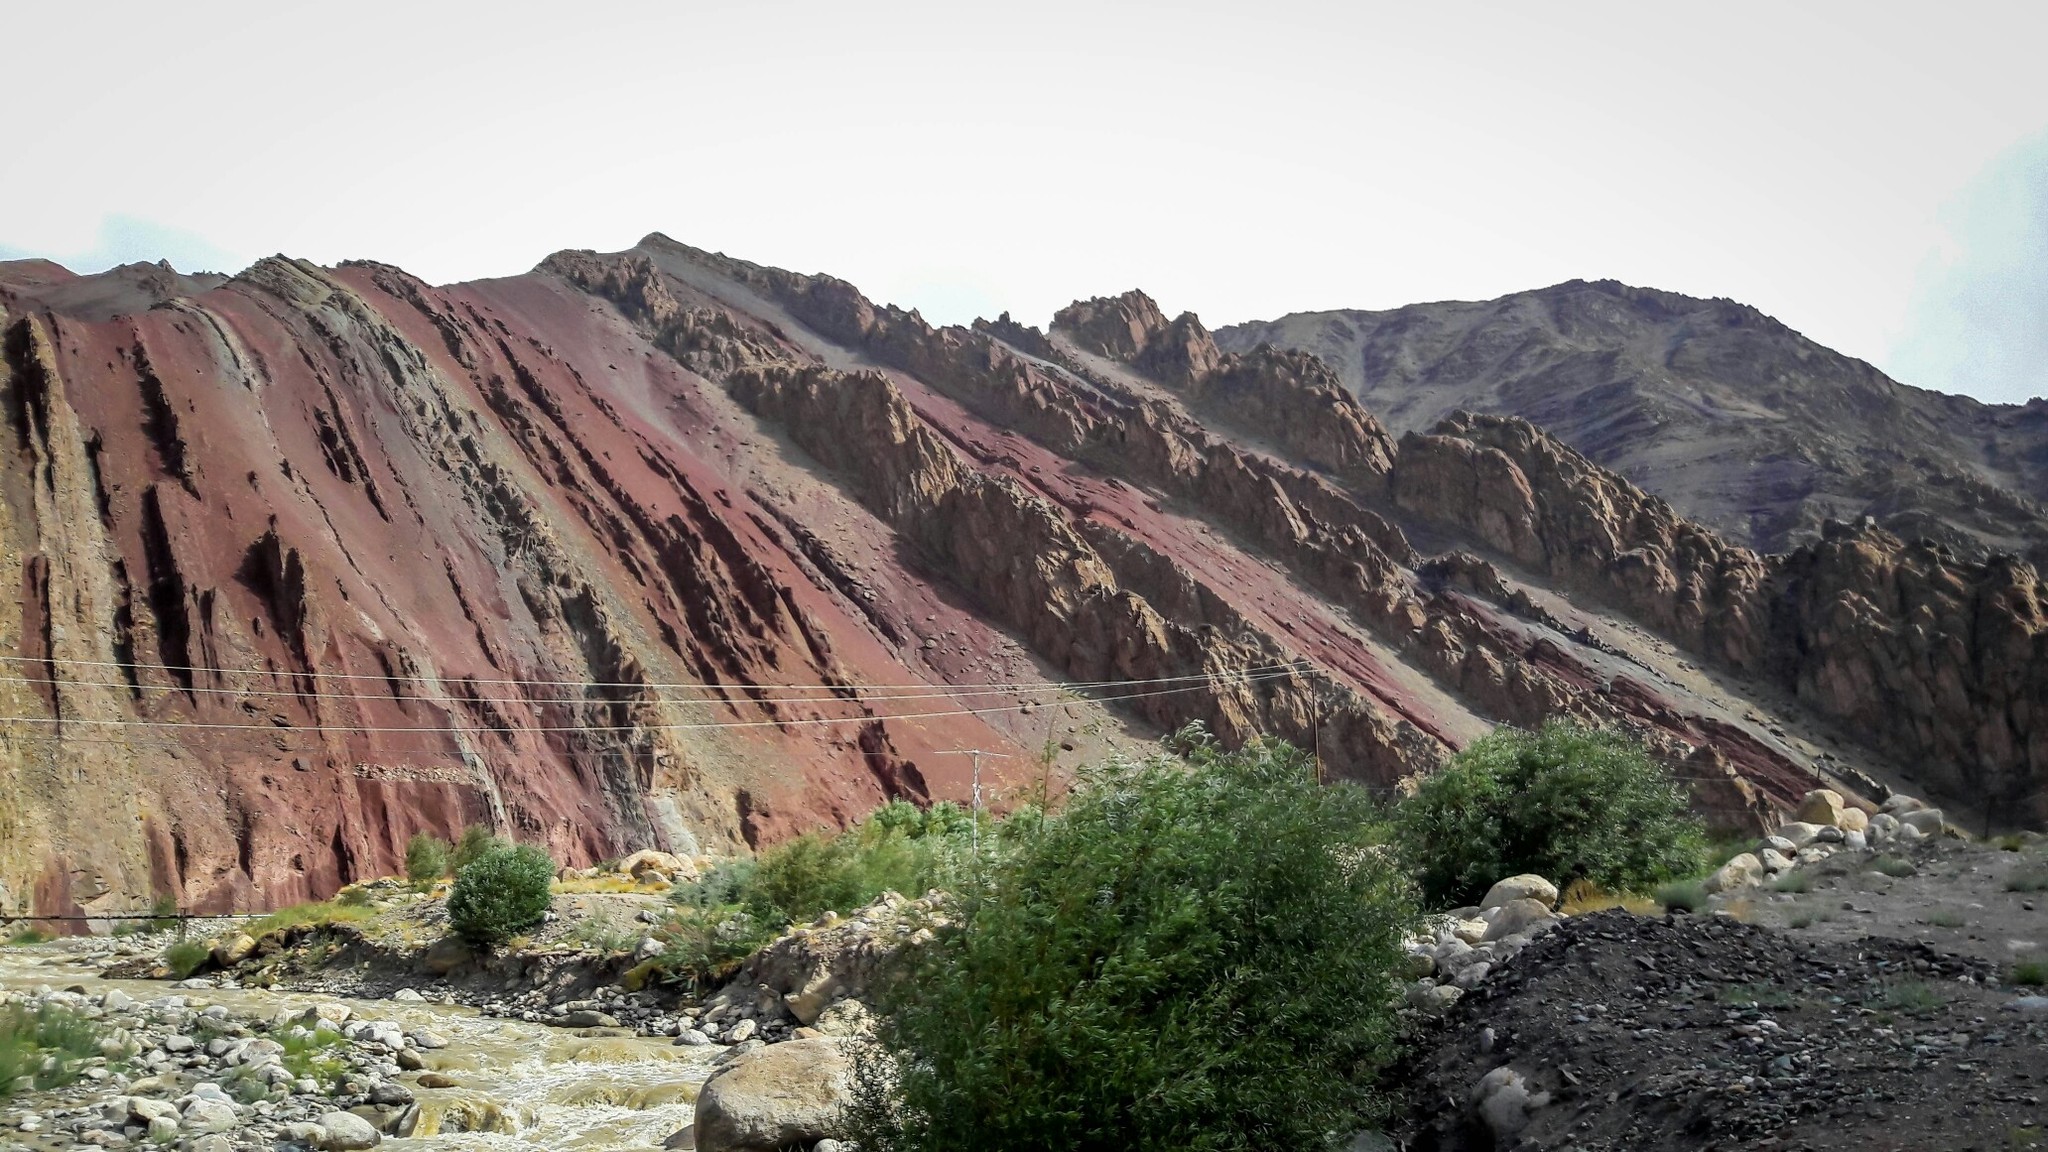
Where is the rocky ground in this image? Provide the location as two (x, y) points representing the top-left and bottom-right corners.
(1385, 797), (2048, 1152)
(1, 985), (447, 1151)
(6, 796), (2046, 1152)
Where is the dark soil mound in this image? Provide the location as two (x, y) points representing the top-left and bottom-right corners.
(1392, 910), (2047, 1151)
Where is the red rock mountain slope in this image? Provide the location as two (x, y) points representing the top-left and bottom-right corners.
(2, 241), (2042, 918)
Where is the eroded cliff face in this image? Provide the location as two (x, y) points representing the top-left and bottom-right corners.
(2, 242), (2034, 918)
(1393, 411), (2048, 826)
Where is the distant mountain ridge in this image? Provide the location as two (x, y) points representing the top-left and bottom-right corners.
(1218, 279), (2048, 558)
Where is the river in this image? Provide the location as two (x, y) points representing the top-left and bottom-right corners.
(0, 943), (719, 1150)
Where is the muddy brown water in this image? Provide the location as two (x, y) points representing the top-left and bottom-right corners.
(0, 947), (721, 1150)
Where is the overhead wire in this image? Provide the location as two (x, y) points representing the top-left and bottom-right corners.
(0, 653), (1310, 694)
(0, 664), (1315, 738)
(0, 660), (1314, 708)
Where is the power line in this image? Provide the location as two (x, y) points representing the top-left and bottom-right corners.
(0, 653), (1310, 694)
(0, 662), (1310, 708)
(0, 667), (1312, 737)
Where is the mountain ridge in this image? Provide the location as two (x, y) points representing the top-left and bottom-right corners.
(2, 240), (2041, 922)
(1218, 278), (2048, 558)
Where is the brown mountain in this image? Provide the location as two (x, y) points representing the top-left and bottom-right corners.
(1217, 280), (2048, 557)
(2, 245), (2042, 920)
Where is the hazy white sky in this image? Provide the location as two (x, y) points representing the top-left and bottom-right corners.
(5, 2), (2046, 401)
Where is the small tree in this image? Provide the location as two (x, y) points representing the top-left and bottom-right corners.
(405, 833), (451, 883)
(1396, 719), (1706, 908)
(851, 728), (1415, 1152)
(450, 825), (506, 872)
(447, 843), (555, 947)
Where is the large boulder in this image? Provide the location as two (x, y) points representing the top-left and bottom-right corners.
(724, 892), (943, 1025)
(1794, 789), (1845, 828)
(1774, 822), (1829, 849)
(1899, 808), (1945, 836)
(692, 1037), (853, 1152)
(618, 850), (695, 884)
(1480, 875), (1558, 912)
(1482, 898), (1555, 942)
(212, 933), (257, 967)
(1837, 807), (1870, 834)
(1705, 853), (1763, 894)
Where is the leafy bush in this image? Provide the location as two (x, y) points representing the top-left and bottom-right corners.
(740, 801), (979, 928)
(1395, 720), (1706, 908)
(645, 803), (982, 993)
(1655, 879), (1709, 913)
(850, 729), (1416, 1152)
(2013, 959), (2048, 987)
(451, 825), (507, 873)
(448, 843), (556, 947)
(164, 939), (212, 979)
(406, 833), (452, 883)
(4, 929), (49, 946)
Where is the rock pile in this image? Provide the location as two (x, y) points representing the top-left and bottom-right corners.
(1708, 788), (1949, 895)
(1, 986), (450, 1150)
(1400, 874), (1566, 1012)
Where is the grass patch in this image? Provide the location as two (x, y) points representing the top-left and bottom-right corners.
(1654, 879), (1709, 913)
(248, 900), (376, 938)
(553, 875), (645, 894)
(164, 939), (212, 979)
(1788, 909), (1834, 929)
(1558, 878), (1658, 916)
(1870, 856), (1918, 878)
(4, 928), (50, 946)
(1924, 909), (1966, 928)
(567, 918), (639, 955)
(278, 1028), (349, 1087)
(1770, 870), (1814, 894)
(1873, 980), (1942, 1014)
(0, 1002), (105, 1098)
(2013, 959), (2048, 987)
(2005, 867), (2048, 893)
(1995, 834), (2030, 853)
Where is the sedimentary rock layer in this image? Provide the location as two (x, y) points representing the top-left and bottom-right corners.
(2, 240), (2036, 919)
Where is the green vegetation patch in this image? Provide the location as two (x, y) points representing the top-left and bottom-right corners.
(850, 728), (1415, 1152)
(1395, 719), (1706, 908)
(0, 1002), (105, 1099)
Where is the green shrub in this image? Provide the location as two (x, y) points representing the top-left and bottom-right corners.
(1655, 879), (1709, 912)
(1871, 856), (1918, 878)
(1771, 870), (1813, 894)
(4, 929), (49, 946)
(148, 894), (180, 932)
(740, 802), (977, 928)
(447, 843), (556, 947)
(451, 825), (507, 872)
(0, 1002), (105, 1098)
(850, 729), (1416, 1152)
(1395, 720), (1707, 908)
(2006, 866), (2048, 893)
(164, 940), (211, 979)
(406, 833), (452, 883)
(2014, 959), (2048, 987)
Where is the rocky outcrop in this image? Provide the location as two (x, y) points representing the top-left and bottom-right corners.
(1395, 411), (2048, 826)
(1221, 278), (2048, 559)
(4, 233), (2038, 917)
